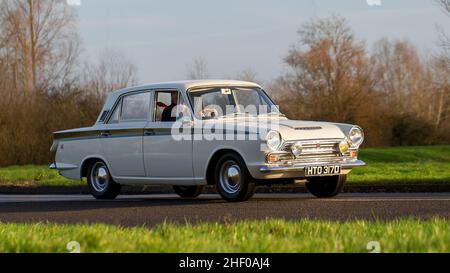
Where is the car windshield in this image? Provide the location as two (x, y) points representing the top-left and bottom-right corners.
(188, 87), (281, 119)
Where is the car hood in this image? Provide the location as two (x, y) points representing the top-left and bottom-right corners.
(217, 117), (354, 141)
(276, 120), (348, 141)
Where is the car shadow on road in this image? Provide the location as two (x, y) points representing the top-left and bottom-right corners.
(0, 194), (316, 214)
(0, 198), (221, 214)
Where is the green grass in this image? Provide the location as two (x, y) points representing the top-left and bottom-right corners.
(0, 145), (449, 187)
(0, 165), (84, 187)
(0, 219), (449, 253)
(348, 145), (450, 185)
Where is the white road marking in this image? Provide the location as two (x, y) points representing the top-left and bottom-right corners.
(0, 194), (449, 203)
(314, 198), (450, 202)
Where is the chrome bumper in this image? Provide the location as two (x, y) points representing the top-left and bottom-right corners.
(259, 159), (366, 173)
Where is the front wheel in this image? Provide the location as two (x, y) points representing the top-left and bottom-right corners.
(173, 186), (204, 198)
(87, 161), (121, 199)
(214, 152), (256, 202)
(305, 175), (347, 198)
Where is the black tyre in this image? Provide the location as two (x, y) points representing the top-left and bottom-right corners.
(173, 186), (204, 198)
(87, 161), (121, 199)
(305, 175), (347, 198)
(214, 152), (256, 202)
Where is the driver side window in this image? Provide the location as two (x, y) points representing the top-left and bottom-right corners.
(154, 91), (188, 122)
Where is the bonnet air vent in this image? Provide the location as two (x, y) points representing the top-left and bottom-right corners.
(294, 126), (323, 131)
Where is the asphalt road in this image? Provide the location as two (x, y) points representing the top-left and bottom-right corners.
(0, 193), (449, 226)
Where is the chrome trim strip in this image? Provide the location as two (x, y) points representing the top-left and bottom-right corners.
(259, 159), (366, 173)
(49, 163), (78, 171)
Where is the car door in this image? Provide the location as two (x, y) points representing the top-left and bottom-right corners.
(143, 90), (194, 182)
(101, 91), (150, 177)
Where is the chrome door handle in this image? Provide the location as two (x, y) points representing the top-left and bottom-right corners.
(144, 129), (155, 136)
(100, 131), (111, 137)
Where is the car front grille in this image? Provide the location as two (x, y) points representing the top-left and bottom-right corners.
(281, 139), (347, 162)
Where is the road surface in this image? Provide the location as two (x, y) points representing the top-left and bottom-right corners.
(0, 193), (449, 226)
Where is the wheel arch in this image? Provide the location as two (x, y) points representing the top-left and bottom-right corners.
(205, 148), (250, 185)
(80, 156), (111, 179)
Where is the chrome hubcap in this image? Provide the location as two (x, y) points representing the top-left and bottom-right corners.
(91, 162), (109, 192)
(219, 161), (242, 194)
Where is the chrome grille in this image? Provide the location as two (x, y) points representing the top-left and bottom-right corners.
(282, 139), (344, 161)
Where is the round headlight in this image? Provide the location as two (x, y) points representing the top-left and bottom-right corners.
(266, 130), (282, 151)
(291, 142), (303, 157)
(348, 127), (364, 148)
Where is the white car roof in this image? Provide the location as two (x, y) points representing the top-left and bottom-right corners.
(96, 80), (262, 124)
(111, 79), (261, 97)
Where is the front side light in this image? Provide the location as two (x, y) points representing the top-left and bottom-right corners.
(266, 153), (294, 163)
(291, 142), (303, 157)
(348, 126), (364, 148)
(339, 140), (349, 154)
(266, 130), (282, 151)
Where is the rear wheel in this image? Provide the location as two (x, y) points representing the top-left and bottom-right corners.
(173, 186), (204, 198)
(306, 175), (346, 198)
(214, 152), (256, 202)
(87, 161), (121, 199)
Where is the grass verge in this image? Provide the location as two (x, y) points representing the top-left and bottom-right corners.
(348, 145), (450, 185)
(0, 145), (449, 187)
(0, 219), (449, 253)
(0, 165), (85, 187)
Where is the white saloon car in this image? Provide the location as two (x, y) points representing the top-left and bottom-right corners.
(50, 80), (365, 202)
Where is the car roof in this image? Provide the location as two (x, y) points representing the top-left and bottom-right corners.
(95, 80), (262, 124)
(110, 79), (261, 97)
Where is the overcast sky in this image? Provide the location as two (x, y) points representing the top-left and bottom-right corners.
(73, 0), (450, 84)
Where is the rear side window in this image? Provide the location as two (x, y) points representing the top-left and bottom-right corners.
(121, 92), (150, 121)
(105, 92), (150, 123)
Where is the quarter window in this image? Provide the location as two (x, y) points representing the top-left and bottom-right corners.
(108, 102), (121, 124)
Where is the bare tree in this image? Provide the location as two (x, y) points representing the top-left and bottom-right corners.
(276, 15), (373, 123)
(434, 1), (450, 130)
(186, 57), (209, 80)
(0, 0), (80, 93)
(235, 68), (258, 83)
(372, 39), (430, 114)
(435, 0), (450, 71)
(82, 48), (138, 98)
(437, 0), (450, 14)
(430, 56), (450, 129)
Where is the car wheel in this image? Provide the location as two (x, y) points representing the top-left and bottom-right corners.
(305, 175), (347, 198)
(214, 152), (256, 202)
(173, 186), (204, 198)
(87, 161), (121, 199)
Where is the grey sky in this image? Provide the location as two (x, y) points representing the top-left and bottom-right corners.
(74, 0), (450, 83)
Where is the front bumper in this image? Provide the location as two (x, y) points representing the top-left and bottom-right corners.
(260, 159), (366, 173)
(250, 159), (366, 179)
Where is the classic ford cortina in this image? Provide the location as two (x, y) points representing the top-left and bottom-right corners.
(50, 80), (365, 202)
